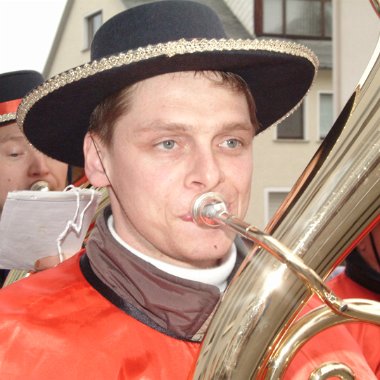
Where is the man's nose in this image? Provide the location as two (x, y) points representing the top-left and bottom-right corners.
(28, 150), (51, 178)
(185, 147), (224, 190)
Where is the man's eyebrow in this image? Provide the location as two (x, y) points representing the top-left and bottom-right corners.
(0, 134), (27, 144)
(132, 122), (254, 135)
(132, 123), (191, 135)
(220, 123), (254, 132)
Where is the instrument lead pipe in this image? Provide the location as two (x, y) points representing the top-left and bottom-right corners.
(192, 192), (347, 314)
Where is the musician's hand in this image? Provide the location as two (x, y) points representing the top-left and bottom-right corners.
(34, 254), (70, 271)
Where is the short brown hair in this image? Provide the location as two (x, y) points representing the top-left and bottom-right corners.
(88, 71), (259, 145)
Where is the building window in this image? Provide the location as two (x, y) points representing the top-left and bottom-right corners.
(255, 0), (332, 40)
(265, 189), (289, 225)
(319, 92), (333, 139)
(276, 105), (304, 140)
(84, 11), (102, 50)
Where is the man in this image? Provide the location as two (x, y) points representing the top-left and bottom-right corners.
(287, 217), (380, 378)
(342, 219), (380, 295)
(0, 70), (68, 212)
(0, 70), (68, 285)
(0, 2), (376, 379)
(327, 219), (380, 376)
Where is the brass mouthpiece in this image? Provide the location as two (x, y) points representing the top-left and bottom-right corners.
(192, 192), (228, 227)
(30, 181), (50, 191)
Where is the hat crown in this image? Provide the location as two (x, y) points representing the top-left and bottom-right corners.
(0, 70), (44, 103)
(91, 0), (227, 60)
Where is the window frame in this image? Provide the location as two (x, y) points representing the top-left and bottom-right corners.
(264, 188), (291, 226)
(275, 103), (307, 141)
(254, 0), (332, 41)
(318, 91), (333, 140)
(83, 10), (103, 51)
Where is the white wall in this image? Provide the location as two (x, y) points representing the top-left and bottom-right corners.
(48, 0), (125, 77)
(224, 0), (254, 35)
(333, 0), (379, 115)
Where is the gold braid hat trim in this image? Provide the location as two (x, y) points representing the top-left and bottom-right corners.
(17, 38), (319, 130)
(0, 113), (16, 124)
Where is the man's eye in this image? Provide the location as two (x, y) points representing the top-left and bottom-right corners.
(158, 140), (176, 150)
(7, 149), (26, 158)
(1, 141), (29, 158)
(221, 139), (241, 149)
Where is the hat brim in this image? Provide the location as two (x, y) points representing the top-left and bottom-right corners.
(19, 38), (318, 167)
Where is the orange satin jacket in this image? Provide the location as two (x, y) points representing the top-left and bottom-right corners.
(0, 252), (378, 379)
(0, 253), (201, 380)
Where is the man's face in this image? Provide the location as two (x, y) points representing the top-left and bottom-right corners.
(0, 123), (68, 212)
(91, 72), (254, 268)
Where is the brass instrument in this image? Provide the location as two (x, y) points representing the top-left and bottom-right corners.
(191, 19), (380, 380)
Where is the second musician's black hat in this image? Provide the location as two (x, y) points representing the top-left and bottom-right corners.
(0, 70), (44, 126)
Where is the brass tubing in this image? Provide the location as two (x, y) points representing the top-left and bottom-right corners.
(267, 298), (380, 379)
(194, 194), (346, 314)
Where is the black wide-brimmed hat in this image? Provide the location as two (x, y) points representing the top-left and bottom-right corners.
(19, 0), (318, 167)
(0, 70), (44, 126)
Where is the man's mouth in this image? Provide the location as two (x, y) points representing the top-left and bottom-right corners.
(180, 214), (194, 222)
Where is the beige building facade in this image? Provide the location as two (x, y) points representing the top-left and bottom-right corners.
(333, 0), (379, 112)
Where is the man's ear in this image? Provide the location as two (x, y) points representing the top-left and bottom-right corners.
(83, 133), (110, 187)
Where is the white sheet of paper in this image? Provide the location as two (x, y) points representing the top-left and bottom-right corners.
(0, 188), (102, 270)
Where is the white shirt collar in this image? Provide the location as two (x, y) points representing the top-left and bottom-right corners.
(107, 215), (236, 292)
